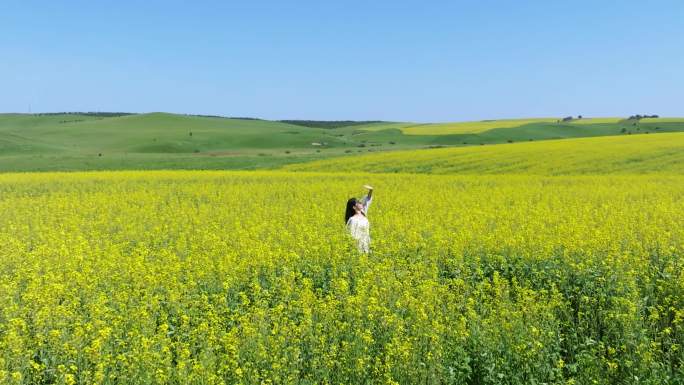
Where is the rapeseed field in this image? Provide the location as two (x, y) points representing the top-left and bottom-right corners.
(0, 171), (682, 384)
(286, 132), (684, 175)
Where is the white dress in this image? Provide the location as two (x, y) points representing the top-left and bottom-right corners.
(346, 196), (372, 253)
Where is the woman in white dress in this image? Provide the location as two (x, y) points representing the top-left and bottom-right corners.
(345, 185), (373, 253)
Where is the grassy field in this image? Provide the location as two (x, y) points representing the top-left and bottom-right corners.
(567, 117), (623, 125)
(286, 131), (684, 175)
(1, 113), (684, 172)
(0, 113), (373, 172)
(1, 170), (682, 384)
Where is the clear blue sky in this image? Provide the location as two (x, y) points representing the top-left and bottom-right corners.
(2, 0), (682, 121)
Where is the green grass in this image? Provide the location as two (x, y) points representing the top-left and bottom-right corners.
(567, 117), (623, 124)
(1, 113), (684, 172)
(0, 113), (337, 152)
(0, 113), (363, 171)
(0, 152), (327, 172)
(285, 131), (684, 175)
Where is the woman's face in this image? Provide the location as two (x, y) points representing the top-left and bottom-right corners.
(355, 201), (364, 211)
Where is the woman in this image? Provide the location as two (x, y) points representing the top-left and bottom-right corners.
(345, 185), (374, 253)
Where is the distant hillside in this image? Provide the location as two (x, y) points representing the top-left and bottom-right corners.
(284, 132), (684, 175)
(1, 112), (683, 172)
(0, 113), (401, 171)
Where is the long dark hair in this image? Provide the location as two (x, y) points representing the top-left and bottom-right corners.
(345, 197), (357, 224)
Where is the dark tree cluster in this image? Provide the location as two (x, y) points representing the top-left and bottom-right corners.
(558, 115), (584, 123)
(628, 114), (659, 120)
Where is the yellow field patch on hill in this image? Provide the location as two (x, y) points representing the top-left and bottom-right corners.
(640, 117), (684, 123)
(401, 118), (558, 135)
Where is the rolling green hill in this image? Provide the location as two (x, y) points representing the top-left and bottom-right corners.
(0, 113), (346, 153)
(0, 113), (357, 171)
(285, 131), (684, 175)
(1, 112), (683, 172)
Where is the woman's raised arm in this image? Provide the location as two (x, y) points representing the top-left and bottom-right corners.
(362, 185), (373, 212)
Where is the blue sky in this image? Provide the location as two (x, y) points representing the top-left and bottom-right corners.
(1, 0), (682, 121)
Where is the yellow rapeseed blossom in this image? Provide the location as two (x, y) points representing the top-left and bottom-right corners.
(0, 170), (682, 384)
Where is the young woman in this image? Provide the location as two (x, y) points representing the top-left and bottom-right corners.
(345, 185), (374, 253)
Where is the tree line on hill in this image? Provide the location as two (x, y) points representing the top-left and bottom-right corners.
(279, 120), (386, 129)
(628, 114), (659, 120)
(34, 112), (135, 117)
(183, 114), (263, 120)
(558, 114), (660, 123)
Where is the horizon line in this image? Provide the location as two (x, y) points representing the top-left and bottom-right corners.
(1, 111), (678, 124)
